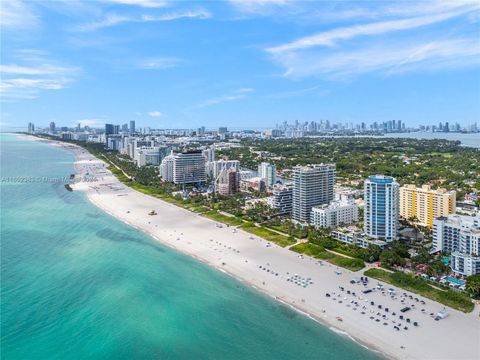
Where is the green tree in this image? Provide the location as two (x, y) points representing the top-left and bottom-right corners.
(466, 275), (480, 297)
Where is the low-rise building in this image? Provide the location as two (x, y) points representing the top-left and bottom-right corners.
(330, 228), (388, 249)
(240, 177), (266, 192)
(310, 199), (358, 228)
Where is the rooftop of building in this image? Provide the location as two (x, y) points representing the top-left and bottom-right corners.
(312, 199), (356, 211)
(401, 184), (455, 194)
(435, 214), (480, 230)
(293, 164), (336, 171)
(367, 175), (397, 183)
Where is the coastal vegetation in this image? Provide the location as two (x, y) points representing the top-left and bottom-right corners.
(364, 268), (474, 313)
(291, 243), (365, 272)
(240, 222), (295, 247)
(465, 275), (480, 298)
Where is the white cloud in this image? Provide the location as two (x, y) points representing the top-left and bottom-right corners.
(267, 8), (477, 54)
(0, 64), (76, 75)
(74, 13), (132, 31)
(0, 0), (39, 31)
(141, 9), (211, 21)
(194, 88), (254, 109)
(228, 0), (293, 15)
(267, 85), (329, 99)
(148, 111), (163, 117)
(74, 9), (211, 31)
(274, 38), (480, 79)
(265, 2), (480, 79)
(0, 51), (79, 101)
(236, 87), (254, 93)
(138, 57), (181, 69)
(105, 0), (168, 8)
(75, 118), (106, 127)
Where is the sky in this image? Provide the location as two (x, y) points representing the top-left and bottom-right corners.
(1, 0), (479, 131)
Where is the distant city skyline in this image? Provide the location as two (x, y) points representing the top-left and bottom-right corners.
(1, 1), (480, 130)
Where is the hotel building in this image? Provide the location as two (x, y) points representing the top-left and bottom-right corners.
(400, 184), (456, 228)
(364, 175), (399, 242)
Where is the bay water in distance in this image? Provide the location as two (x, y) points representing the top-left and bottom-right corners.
(1, 134), (382, 360)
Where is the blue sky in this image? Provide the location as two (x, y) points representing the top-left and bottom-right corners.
(1, 0), (479, 130)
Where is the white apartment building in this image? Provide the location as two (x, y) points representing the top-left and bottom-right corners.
(159, 151), (175, 182)
(433, 214), (480, 276)
(330, 228), (388, 249)
(239, 170), (256, 181)
(292, 164), (336, 222)
(202, 147), (215, 162)
(310, 199), (358, 228)
(258, 162), (277, 187)
(207, 159), (240, 179)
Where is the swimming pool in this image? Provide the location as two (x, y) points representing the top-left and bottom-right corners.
(446, 277), (465, 285)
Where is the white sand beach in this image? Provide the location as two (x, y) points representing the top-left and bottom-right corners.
(27, 136), (480, 360)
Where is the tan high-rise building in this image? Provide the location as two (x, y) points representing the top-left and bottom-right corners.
(400, 184), (456, 228)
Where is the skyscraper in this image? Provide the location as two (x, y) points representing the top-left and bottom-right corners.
(105, 124), (114, 136)
(292, 164), (336, 222)
(130, 120), (136, 134)
(173, 150), (206, 185)
(49, 122), (56, 133)
(105, 124), (114, 144)
(27, 122), (35, 133)
(364, 175), (399, 242)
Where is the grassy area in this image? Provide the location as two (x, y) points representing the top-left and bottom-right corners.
(290, 242), (326, 257)
(240, 222), (295, 247)
(203, 211), (244, 226)
(364, 268), (473, 313)
(329, 257), (365, 271)
(291, 243), (365, 272)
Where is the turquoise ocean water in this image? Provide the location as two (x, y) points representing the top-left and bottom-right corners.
(1, 134), (382, 360)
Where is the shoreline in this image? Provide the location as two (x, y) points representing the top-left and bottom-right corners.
(20, 134), (480, 360)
